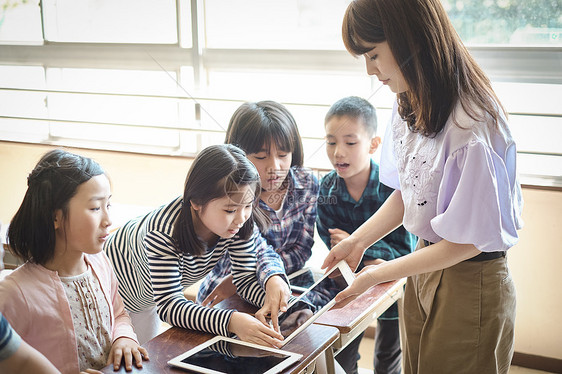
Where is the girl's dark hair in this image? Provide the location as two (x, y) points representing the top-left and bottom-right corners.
(7, 149), (105, 265)
(225, 101), (304, 167)
(172, 144), (269, 256)
(342, 0), (506, 137)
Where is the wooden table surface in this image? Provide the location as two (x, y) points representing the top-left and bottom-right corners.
(102, 279), (406, 372)
(215, 278), (406, 353)
(315, 279), (406, 334)
(100, 323), (340, 374)
(216, 278), (406, 334)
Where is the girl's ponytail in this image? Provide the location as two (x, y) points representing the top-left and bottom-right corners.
(8, 177), (56, 264)
(171, 198), (200, 256)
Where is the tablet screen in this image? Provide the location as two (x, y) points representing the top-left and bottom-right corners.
(180, 340), (287, 373)
(290, 267), (350, 307)
(168, 336), (302, 374)
(278, 299), (316, 339)
(279, 263), (354, 345)
(289, 268), (321, 289)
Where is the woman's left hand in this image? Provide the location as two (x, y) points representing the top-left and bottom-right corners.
(106, 337), (149, 372)
(255, 275), (290, 333)
(335, 265), (381, 303)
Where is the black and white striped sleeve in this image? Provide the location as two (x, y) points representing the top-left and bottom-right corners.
(146, 231), (234, 336)
(229, 229), (268, 308)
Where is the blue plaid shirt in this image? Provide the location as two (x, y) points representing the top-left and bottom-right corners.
(316, 159), (417, 319)
(197, 167), (319, 303)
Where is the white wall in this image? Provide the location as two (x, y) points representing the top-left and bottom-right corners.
(508, 187), (562, 359)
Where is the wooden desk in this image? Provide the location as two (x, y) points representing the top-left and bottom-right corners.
(215, 278), (406, 353)
(215, 279), (405, 373)
(100, 323), (340, 374)
(315, 278), (406, 352)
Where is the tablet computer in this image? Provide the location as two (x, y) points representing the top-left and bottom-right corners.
(167, 335), (302, 374)
(279, 260), (354, 346)
(287, 267), (324, 294)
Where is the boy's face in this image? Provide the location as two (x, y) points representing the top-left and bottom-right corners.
(325, 115), (380, 180)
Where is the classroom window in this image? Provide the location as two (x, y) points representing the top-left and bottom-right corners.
(0, 0), (560, 186)
(0, 0), (42, 42)
(442, 0), (561, 45)
(42, 0), (179, 44)
(204, 0), (349, 50)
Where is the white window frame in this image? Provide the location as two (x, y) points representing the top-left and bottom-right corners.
(0, 0), (560, 187)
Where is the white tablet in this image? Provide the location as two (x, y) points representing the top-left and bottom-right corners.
(279, 260), (355, 346)
(167, 335), (302, 374)
(287, 267), (324, 293)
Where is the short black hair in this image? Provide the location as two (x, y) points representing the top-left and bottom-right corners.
(325, 96), (378, 137)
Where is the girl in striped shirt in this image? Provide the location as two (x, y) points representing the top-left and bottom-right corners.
(104, 144), (290, 347)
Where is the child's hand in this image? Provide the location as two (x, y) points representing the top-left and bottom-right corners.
(201, 274), (236, 307)
(328, 228), (350, 248)
(106, 337), (149, 372)
(255, 275), (290, 333)
(228, 312), (284, 348)
(80, 369), (103, 374)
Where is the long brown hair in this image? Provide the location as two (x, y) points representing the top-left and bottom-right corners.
(342, 0), (506, 137)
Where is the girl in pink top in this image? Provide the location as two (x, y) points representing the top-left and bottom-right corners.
(323, 0), (522, 373)
(0, 149), (148, 374)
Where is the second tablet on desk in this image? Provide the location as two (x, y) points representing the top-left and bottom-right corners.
(279, 260), (355, 346)
(168, 262), (354, 372)
(168, 336), (302, 374)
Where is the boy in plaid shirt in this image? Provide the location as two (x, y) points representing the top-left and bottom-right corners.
(317, 96), (416, 374)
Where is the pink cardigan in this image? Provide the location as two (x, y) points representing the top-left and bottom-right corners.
(0, 252), (138, 374)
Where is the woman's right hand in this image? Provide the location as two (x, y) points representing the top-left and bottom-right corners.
(321, 235), (365, 272)
(228, 312), (284, 348)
